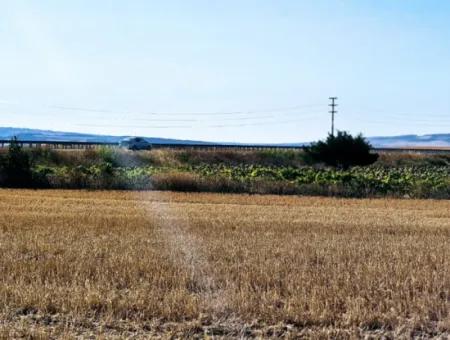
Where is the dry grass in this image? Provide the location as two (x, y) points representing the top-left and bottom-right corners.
(0, 189), (449, 338)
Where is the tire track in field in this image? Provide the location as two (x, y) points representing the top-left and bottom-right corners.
(134, 191), (232, 317)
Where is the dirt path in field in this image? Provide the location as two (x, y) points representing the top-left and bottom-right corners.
(135, 191), (235, 318)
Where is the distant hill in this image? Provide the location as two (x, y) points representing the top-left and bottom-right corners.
(0, 127), (212, 145)
(1, 127), (450, 148)
(368, 134), (450, 147)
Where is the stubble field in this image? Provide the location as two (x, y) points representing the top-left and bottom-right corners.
(0, 189), (449, 338)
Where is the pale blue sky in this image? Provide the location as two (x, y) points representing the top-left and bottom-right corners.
(1, 0), (449, 143)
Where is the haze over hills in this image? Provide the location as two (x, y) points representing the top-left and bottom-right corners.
(368, 134), (450, 147)
(0, 127), (213, 145)
(1, 127), (450, 148)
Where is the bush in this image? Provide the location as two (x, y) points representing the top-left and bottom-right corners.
(305, 131), (379, 169)
(151, 172), (203, 192)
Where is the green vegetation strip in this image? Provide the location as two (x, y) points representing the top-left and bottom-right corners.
(31, 163), (450, 198)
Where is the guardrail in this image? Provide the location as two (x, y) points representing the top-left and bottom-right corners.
(0, 140), (303, 150)
(0, 140), (117, 149)
(0, 140), (449, 154)
(150, 143), (303, 150)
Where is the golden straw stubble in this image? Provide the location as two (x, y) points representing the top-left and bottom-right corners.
(0, 189), (449, 338)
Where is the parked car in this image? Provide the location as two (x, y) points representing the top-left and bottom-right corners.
(119, 137), (152, 150)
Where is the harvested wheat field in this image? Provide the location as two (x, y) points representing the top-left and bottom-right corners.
(0, 189), (449, 338)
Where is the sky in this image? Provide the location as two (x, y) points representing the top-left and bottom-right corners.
(0, 0), (449, 143)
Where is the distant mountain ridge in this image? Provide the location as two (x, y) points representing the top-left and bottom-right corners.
(1, 127), (450, 148)
(0, 127), (213, 145)
(368, 134), (450, 147)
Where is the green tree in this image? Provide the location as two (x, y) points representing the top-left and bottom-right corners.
(3, 137), (32, 187)
(305, 131), (379, 169)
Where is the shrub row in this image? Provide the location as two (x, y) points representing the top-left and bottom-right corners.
(0, 163), (446, 198)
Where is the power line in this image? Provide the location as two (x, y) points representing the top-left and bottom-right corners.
(1, 99), (327, 119)
(207, 115), (274, 121)
(206, 119), (313, 128)
(127, 113), (320, 123)
(132, 118), (198, 122)
(36, 102), (323, 116)
(346, 106), (450, 119)
(347, 117), (450, 126)
(50, 106), (113, 113)
(77, 115), (323, 130)
(2, 104), (326, 124)
(53, 103), (326, 116)
(4, 106), (326, 124)
(4, 98), (449, 121)
(77, 123), (192, 129)
(348, 114), (450, 121)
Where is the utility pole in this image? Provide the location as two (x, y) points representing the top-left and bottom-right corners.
(329, 97), (338, 136)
